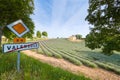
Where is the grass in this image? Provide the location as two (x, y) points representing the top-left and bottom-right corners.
(0, 52), (91, 80)
(38, 38), (120, 74)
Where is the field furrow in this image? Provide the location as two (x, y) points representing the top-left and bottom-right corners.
(38, 39), (120, 74)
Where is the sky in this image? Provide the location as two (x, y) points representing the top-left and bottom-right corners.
(31, 0), (90, 38)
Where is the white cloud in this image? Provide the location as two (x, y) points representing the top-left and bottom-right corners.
(32, 0), (90, 38)
(51, 0), (67, 27)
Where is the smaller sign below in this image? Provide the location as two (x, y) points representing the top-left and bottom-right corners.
(3, 42), (39, 53)
(13, 38), (26, 43)
(7, 20), (29, 37)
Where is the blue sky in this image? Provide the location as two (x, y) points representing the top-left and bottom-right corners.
(31, 0), (90, 38)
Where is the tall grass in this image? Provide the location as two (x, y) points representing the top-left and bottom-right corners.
(0, 52), (91, 80)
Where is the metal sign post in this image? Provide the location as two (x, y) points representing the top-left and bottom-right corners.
(6, 20), (30, 72)
(3, 42), (39, 72)
(4, 20), (29, 72)
(17, 51), (20, 72)
(3, 20), (39, 72)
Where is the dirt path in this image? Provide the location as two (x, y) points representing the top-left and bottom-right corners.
(22, 50), (120, 80)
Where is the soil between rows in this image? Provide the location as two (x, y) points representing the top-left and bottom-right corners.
(22, 50), (120, 80)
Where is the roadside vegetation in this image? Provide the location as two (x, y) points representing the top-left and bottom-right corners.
(0, 52), (91, 80)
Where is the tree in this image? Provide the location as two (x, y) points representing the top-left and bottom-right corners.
(0, 0), (34, 46)
(75, 34), (82, 39)
(85, 0), (120, 55)
(36, 31), (41, 38)
(42, 31), (48, 37)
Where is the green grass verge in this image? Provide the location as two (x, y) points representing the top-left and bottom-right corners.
(0, 52), (91, 80)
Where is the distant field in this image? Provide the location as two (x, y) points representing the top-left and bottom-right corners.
(0, 52), (90, 80)
(38, 38), (120, 74)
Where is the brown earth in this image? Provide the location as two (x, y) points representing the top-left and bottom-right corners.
(68, 38), (83, 42)
(22, 50), (120, 80)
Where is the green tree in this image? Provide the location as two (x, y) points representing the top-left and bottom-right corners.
(85, 0), (120, 55)
(75, 34), (82, 39)
(0, 0), (34, 46)
(36, 31), (41, 38)
(42, 31), (48, 37)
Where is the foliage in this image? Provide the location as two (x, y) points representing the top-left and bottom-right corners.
(42, 31), (48, 37)
(85, 0), (120, 54)
(0, 53), (91, 80)
(0, 0), (35, 45)
(36, 31), (41, 38)
(75, 34), (82, 39)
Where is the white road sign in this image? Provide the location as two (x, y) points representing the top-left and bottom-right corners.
(7, 20), (29, 37)
(3, 42), (39, 53)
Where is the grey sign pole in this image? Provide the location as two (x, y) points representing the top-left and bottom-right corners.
(17, 50), (20, 72)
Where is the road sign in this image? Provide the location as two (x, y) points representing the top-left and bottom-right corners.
(13, 38), (26, 43)
(5, 19), (35, 72)
(3, 42), (39, 53)
(7, 20), (29, 37)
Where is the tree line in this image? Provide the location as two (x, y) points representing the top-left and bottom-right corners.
(36, 31), (48, 38)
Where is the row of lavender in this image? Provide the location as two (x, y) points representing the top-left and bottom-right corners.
(38, 39), (120, 74)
